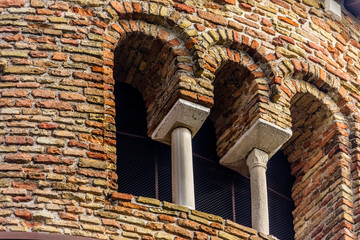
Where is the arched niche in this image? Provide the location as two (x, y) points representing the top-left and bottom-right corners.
(280, 80), (350, 240)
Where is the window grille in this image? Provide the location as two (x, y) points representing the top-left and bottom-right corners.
(115, 82), (295, 239)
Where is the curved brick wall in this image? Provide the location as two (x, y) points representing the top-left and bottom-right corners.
(0, 0), (360, 239)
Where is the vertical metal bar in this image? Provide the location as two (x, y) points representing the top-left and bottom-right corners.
(154, 143), (159, 199)
(232, 180), (236, 222)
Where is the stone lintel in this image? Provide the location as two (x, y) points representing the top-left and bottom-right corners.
(219, 119), (292, 176)
(151, 98), (210, 145)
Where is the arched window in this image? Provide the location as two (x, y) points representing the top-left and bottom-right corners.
(115, 82), (295, 239)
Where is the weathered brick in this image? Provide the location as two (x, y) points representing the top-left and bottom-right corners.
(5, 136), (33, 145)
(4, 153), (32, 163)
(59, 92), (86, 102)
(35, 100), (72, 110)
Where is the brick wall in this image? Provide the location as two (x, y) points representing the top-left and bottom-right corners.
(0, 0), (360, 239)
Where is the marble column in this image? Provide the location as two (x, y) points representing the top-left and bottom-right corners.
(152, 99), (210, 209)
(171, 127), (195, 208)
(247, 148), (269, 234)
(220, 119), (292, 234)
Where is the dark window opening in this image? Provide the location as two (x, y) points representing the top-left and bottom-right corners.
(115, 82), (295, 239)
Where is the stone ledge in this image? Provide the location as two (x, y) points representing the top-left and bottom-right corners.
(151, 98), (210, 145)
(219, 119), (292, 176)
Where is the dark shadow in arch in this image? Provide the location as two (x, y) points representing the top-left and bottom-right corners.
(115, 82), (172, 201)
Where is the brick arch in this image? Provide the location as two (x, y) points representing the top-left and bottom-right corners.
(269, 59), (357, 116)
(106, 0), (360, 123)
(279, 79), (353, 240)
(192, 45), (272, 158)
(102, 18), (217, 143)
(192, 29), (277, 81)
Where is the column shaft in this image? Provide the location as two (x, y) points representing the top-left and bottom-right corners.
(247, 148), (269, 234)
(171, 127), (195, 209)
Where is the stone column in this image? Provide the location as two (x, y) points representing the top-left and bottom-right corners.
(151, 99), (210, 208)
(171, 127), (195, 208)
(247, 148), (269, 234)
(219, 119), (292, 235)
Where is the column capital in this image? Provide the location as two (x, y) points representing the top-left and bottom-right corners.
(220, 119), (292, 176)
(151, 98), (210, 145)
(247, 148), (269, 170)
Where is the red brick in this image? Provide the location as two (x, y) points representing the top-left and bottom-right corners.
(270, 0), (290, 9)
(111, 192), (133, 201)
(73, 72), (103, 82)
(261, 18), (271, 27)
(110, 1), (125, 17)
(0, 164), (22, 171)
(0, 27), (19, 33)
(17, 83), (40, 88)
(59, 212), (78, 221)
(13, 196), (32, 203)
(2, 89), (29, 98)
(0, 0), (25, 7)
(146, 222), (163, 230)
(49, 69), (71, 77)
(11, 58), (31, 65)
(164, 224), (192, 238)
(49, 2), (68, 10)
(234, 16), (259, 29)
(194, 232), (208, 240)
(173, 4), (195, 14)
(38, 122), (58, 129)
(279, 35), (295, 44)
(15, 99), (33, 107)
(2, 34), (24, 42)
(77, 169), (107, 179)
(37, 8), (54, 15)
(245, 27), (268, 41)
(311, 16), (330, 33)
(25, 15), (47, 22)
(13, 182), (37, 190)
(68, 140), (88, 149)
(86, 151), (106, 160)
(4, 153), (32, 163)
(178, 219), (200, 230)
(59, 92), (86, 102)
(69, 19), (91, 26)
(46, 147), (61, 155)
(54, 165), (76, 174)
(5, 136), (34, 145)
(35, 100), (72, 110)
(158, 215), (176, 223)
(197, 10), (227, 26)
(33, 154), (62, 164)
(71, 7), (94, 16)
(14, 210), (31, 221)
(29, 51), (48, 58)
(278, 16), (298, 27)
(52, 52), (67, 61)
(102, 218), (121, 228)
(120, 202), (147, 210)
(239, 2), (252, 11)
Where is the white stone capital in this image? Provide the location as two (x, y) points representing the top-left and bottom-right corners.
(151, 98), (210, 144)
(220, 118), (292, 175)
(247, 148), (268, 170)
